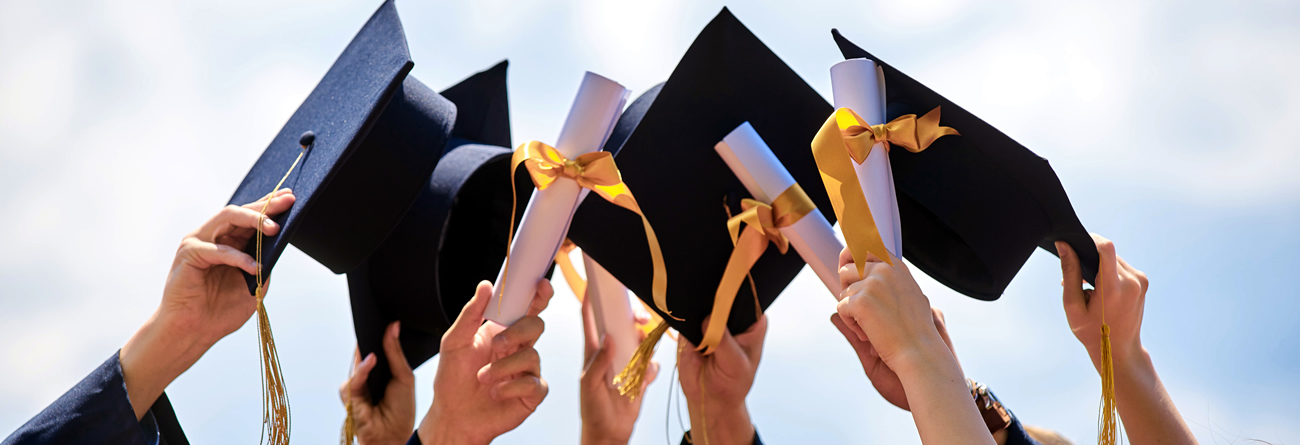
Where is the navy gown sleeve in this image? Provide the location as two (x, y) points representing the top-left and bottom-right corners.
(1003, 415), (1042, 445)
(3, 351), (167, 445)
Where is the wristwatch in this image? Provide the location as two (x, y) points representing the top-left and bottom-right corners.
(968, 379), (1013, 434)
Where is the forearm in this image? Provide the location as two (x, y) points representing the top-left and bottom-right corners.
(685, 400), (755, 445)
(896, 342), (996, 445)
(1113, 348), (1197, 445)
(119, 311), (211, 420)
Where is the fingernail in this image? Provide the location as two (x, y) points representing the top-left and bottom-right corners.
(1055, 241), (1069, 254)
(364, 353), (376, 365)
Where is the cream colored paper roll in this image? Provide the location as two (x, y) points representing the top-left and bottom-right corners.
(489, 72), (629, 326)
(830, 58), (903, 258)
(581, 252), (638, 381)
(715, 122), (845, 298)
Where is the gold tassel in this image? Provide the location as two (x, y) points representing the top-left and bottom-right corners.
(1096, 276), (1119, 445)
(340, 360), (356, 445)
(255, 293), (290, 445)
(251, 142), (305, 445)
(613, 320), (670, 399)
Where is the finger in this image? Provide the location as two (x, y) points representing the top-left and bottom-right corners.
(479, 347), (542, 384)
(733, 315), (768, 362)
(1116, 255), (1148, 294)
(1091, 234), (1121, 311)
(443, 281), (492, 349)
(206, 205), (282, 243)
(838, 247), (854, 269)
(931, 307), (959, 365)
(835, 297), (869, 342)
(704, 316), (751, 377)
(1056, 241), (1087, 314)
(675, 335), (703, 384)
(527, 278), (554, 317)
(581, 296), (599, 360)
(490, 376), (549, 410)
(645, 360), (661, 386)
(239, 189), (296, 214)
(181, 239), (258, 276)
(345, 353), (378, 402)
(839, 263), (860, 296)
(382, 321), (414, 383)
(493, 315), (545, 357)
(581, 335), (614, 388)
(352, 347), (361, 369)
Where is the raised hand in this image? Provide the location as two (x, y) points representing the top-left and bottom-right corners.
(340, 321), (417, 445)
(416, 279), (554, 445)
(120, 190), (296, 419)
(578, 297), (659, 445)
(676, 316), (766, 445)
(1057, 235), (1197, 445)
(834, 247), (993, 445)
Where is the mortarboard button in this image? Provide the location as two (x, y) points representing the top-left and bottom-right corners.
(227, 0), (456, 294)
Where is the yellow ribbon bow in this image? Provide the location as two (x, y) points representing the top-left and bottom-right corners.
(810, 107), (958, 277)
(506, 141), (672, 319)
(697, 184), (815, 354)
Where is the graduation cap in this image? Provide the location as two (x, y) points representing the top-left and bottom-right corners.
(568, 8), (835, 345)
(347, 60), (532, 401)
(830, 29), (1098, 298)
(227, 0), (455, 292)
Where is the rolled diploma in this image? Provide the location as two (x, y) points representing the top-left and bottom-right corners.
(830, 58), (903, 258)
(488, 72), (629, 326)
(715, 122), (845, 298)
(581, 252), (638, 381)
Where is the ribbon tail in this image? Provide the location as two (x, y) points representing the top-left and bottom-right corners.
(698, 227), (768, 355)
(554, 244), (586, 302)
(811, 114), (895, 279)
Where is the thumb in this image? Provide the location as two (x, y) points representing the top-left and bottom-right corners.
(444, 281), (492, 349)
(583, 335), (614, 386)
(1056, 241), (1087, 316)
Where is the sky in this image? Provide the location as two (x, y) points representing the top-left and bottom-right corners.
(1, 0), (1299, 443)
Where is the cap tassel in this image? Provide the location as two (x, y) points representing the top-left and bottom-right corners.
(340, 360), (356, 445)
(251, 137), (307, 445)
(1096, 277), (1120, 445)
(613, 320), (670, 400)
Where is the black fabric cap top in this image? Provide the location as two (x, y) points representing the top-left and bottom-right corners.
(347, 60), (531, 401)
(568, 8), (835, 345)
(831, 29), (1098, 298)
(227, 0), (455, 293)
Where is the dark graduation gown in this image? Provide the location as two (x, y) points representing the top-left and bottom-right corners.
(3, 351), (188, 445)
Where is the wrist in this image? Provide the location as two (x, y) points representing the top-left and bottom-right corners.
(120, 312), (209, 419)
(687, 402), (754, 445)
(418, 403), (489, 445)
(580, 430), (630, 445)
(891, 334), (962, 383)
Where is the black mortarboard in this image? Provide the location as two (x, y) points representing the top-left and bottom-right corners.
(831, 29), (1099, 298)
(227, 0), (455, 294)
(347, 61), (530, 401)
(568, 8), (835, 345)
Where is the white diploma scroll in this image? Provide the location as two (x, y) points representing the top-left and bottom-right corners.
(489, 72), (629, 326)
(830, 58), (903, 259)
(581, 253), (638, 380)
(715, 122), (846, 298)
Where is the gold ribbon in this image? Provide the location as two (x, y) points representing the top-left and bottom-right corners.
(697, 184), (815, 355)
(810, 107), (958, 277)
(505, 141), (672, 319)
(554, 239), (587, 302)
